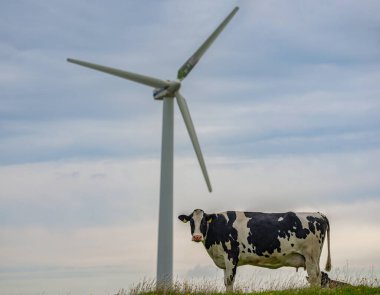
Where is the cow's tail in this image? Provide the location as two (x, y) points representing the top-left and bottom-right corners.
(324, 215), (332, 272)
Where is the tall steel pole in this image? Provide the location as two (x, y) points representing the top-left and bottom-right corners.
(156, 96), (174, 288)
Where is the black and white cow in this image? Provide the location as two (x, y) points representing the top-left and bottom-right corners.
(179, 209), (331, 292)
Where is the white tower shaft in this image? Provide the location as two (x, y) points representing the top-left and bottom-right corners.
(156, 97), (174, 287)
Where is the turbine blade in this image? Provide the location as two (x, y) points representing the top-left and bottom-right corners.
(177, 6), (239, 81)
(175, 92), (212, 192)
(67, 58), (170, 88)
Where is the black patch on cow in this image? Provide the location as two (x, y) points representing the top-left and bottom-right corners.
(306, 215), (329, 243)
(308, 220), (316, 234)
(244, 212), (310, 256)
(204, 211), (240, 267)
(199, 216), (208, 237)
(190, 219), (195, 235)
(291, 243), (294, 247)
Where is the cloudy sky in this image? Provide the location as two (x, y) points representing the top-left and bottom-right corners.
(1, 0), (380, 294)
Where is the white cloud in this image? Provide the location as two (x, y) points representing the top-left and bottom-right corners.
(0, 223), (157, 295)
(0, 224), (156, 269)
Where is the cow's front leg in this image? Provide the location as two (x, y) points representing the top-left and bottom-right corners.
(223, 261), (237, 292)
(223, 268), (235, 292)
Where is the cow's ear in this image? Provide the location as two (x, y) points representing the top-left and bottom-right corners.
(207, 214), (217, 223)
(178, 214), (190, 223)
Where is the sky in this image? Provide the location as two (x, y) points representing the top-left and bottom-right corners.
(1, 0), (380, 294)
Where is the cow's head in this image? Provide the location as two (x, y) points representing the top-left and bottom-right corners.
(178, 209), (216, 243)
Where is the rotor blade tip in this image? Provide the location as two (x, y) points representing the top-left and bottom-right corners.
(232, 7), (239, 14)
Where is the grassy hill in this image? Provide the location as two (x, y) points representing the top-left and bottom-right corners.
(126, 286), (380, 295)
(125, 280), (380, 295)
(258, 286), (380, 295)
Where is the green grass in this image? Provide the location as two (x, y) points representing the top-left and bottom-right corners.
(125, 276), (380, 295)
(126, 285), (380, 295)
(258, 286), (380, 295)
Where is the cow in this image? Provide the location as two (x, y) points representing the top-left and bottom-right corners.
(178, 209), (331, 292)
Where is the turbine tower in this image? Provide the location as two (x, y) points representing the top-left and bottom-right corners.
(67, 6), (239, 287)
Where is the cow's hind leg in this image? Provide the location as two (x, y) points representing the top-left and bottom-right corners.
(305, 256), (321, 287)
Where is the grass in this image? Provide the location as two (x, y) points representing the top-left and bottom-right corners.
(124, 273), (380, 295)
(125, 283), (380, 295)
(258, 286), (380, 294)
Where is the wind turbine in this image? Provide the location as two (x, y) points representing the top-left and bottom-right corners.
(67, 6), (239, 286)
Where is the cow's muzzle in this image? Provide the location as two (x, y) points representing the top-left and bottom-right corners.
(192, 235), (203, 242)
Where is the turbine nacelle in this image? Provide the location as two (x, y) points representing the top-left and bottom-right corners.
(153, 80), (181, 100)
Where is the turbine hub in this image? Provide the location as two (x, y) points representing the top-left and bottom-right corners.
(153, 80), (181, 100)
